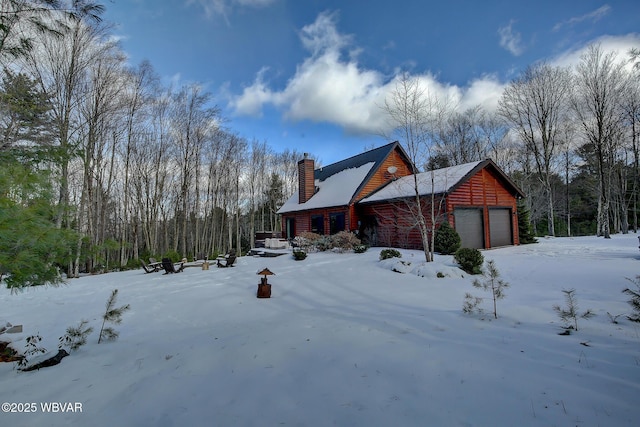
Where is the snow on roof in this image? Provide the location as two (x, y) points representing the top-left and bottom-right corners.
(277, 162), (375, 214)
(360, 160), (482, 203)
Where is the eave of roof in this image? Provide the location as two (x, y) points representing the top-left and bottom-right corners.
(358, 159), (525, 204)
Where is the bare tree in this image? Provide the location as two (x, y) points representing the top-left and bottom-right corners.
(0, 0), (103, 65)
(571, 44), (627, 238)
(620, 65), (640, 232)
(499, 63), (572, 237)
(382, 72), (449, 262)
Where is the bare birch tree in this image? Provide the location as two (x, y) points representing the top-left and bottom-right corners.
(382, 72), (448, 262)
(498, 62), (572, 237)
(571, 44), (627, 238)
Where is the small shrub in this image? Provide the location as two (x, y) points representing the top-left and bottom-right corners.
(623, 276), (640, 322)
(59, 320), (93, 352)
(434, 222), (461, 255)
(17, 334), (46, 369)
(98, 289), (130, 344)
(553, 288), (595, 332)
(454, 248), (484, 274)
(471, 260), (509, 319)
(314, 235), (333, 252)
(292, 249), (307, 261)
(380, 248), (401, 260)
(463, 293), (484, 315)
(331, 231), (361, 252)
(163, 250), (181, 263)
(353, 244), (368, 254)
(294, 232), (322, 252)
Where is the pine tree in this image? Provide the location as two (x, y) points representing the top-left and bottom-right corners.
(59, 320), (93, 351)
(471, 260), (510, 319)
(553, 289), (595, 332)
(623, 276), (640, 322)
(434, 221), (461, 255)
(517, 199), (537, 244)
(98, 290), (130, 343)
(0, 159), (77, 289)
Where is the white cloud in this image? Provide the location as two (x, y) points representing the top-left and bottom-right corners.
(230, 12), (507, 135)
(228, 12), (640, 137)
(498, 20), (524, 56)
(553, 4), (611, 31)
(186, 0), (277, 20)
(550, 33), (640, 70)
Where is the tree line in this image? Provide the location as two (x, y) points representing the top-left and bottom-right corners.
(0, 1), (304, 286)
(1, 2), (639, 287)
(384, 45), (640, 252)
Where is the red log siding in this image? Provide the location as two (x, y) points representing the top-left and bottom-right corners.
(447, 167), (519, 248)
(354, 148), (413, 203)
(282, 206), (351, 236)
(358, 196), (446, 249)
(359, 167), (520, 250)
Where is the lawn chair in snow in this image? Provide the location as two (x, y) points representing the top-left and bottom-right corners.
(140, 259), (160, 273)
(161, 258), (184, 274)
(217, 249), (236, 268)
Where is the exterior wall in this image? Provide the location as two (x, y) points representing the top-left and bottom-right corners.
(358, 196), (447, 249)
(353, 148), (413, 202)
(281, 206), (351, 238)
(358, 167), (520, 250)
(447, 167), (519, 247)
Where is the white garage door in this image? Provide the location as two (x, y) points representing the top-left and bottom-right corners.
(454, 208), (484, 249)
(489, 208), (512, 247)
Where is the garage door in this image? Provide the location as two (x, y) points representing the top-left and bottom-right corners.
(489, 208), (512, 247)
(454, 208), (484, 249)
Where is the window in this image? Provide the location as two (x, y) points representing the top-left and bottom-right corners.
(311, 215), (324, 234)
(330, 212), (345, 234)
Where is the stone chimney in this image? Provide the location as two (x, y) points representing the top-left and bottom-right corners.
(298, 153), (315, 203)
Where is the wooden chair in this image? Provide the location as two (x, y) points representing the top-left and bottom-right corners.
(217, 250), (236, 268)
(161, 258), (184, 274)
(140, 259), (157, 273)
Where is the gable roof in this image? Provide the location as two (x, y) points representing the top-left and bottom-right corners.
(359, 159), (525, 204)
(277, 141), (412, 214)
(277, 161), (376, 213)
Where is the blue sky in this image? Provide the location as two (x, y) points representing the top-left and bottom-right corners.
(103, 0), (640, 165)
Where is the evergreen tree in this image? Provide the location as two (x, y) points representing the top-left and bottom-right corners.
(98, 289), (130, 343)
(471, 260), (510, 319)
(517, 199), (537, 244)
(434, 221), (461, 254)
(553, 288), (595, 332)
(623, 276), (640, 322)
(0, 157), (76, 289)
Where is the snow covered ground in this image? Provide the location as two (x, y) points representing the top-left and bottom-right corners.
(1, 234), (639, 426)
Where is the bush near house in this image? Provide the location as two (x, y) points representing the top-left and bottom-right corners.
(434, 222), (461, 255)
(380, 249), (402, 260)
(454, 248), (484, 274)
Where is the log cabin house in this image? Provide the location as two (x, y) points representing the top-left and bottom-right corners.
(277, 141), (525, 249)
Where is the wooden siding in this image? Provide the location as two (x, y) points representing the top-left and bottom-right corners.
(358, 197), (447, 249)
(447, 168), (519, 248)
(281, 206), (351, 236)
(359, 167), (520, 250)
(353, 147), (413, 202)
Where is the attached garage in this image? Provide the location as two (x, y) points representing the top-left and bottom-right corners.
(454, 208), (484, 249)
(489, 208), (513, 247)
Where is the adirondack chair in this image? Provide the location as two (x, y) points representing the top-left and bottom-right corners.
(161, 258), (184, 274)
(140, 259), (158, 273)
(217, 250), (236, 268)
